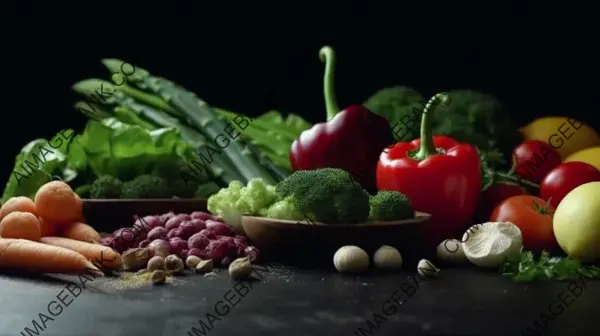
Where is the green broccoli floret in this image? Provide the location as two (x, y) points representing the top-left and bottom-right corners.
(195, 182), (221, 199)
(207, 181), (244, 217)
(121, 175), (170, 199)
(275, 168), (370, 224)
(368, 191), (414, 222)
(235, 178), (278, 215)
(266, 196), (304, 221)
(90, 176), (123, 199)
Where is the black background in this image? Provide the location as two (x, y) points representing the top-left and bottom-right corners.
(1, 2), (599, 185)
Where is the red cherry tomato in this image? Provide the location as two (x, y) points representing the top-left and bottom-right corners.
(513, 140), (562, 184)
(490, 195), (558, 252)
(540, 161), (600, 208)
(476, 182), (528, 222)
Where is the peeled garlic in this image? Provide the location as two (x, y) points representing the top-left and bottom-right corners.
(333, 246), (369, 273)
(436, 239), (467, 263)
(462, 222), (522, 268)
(417, 259), (440, 278)
(373, 245), (403, 270)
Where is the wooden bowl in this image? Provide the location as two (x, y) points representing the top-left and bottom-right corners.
(241, 212), (432, 265)
(82, 199), (207, 233)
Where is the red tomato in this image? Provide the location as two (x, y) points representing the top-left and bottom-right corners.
(476, 182), (528, 222)
(513, 140), (562, 184)
(540, 161), (600, 208)
(490, 195), (558, 252)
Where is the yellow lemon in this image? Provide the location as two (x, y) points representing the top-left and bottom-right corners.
(553, 181), (600, 261)
(564, 147), (600, 171)
(519, 117), (600, 159)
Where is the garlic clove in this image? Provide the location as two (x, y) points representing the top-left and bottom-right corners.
(462, 222), (522, 268)
(436, 239), (467, 263)
(228, 256), (252, 280)
(333, 245), (370, 273)
(373, 245), (403, 270)
(417, 259), (440, 278)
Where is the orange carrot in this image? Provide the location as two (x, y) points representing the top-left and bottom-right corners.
(62, 222), (102, 243)
(0, 212), (41, 241)
(41, 237), (122, 270)
(0, 238), (102, 275)
(38, 217), (58, 237)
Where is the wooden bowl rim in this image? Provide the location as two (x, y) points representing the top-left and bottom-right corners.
(242, 211), (431, 227)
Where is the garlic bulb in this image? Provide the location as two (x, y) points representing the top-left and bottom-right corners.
(333, 246), (369, 273)
(436, 239), (467, 263)
(462, 222), (522, 268)
(373, 245), (403, 270)
(417, 259), (440, 278)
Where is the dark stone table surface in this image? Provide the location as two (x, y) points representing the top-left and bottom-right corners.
(0, 265), (596, 336)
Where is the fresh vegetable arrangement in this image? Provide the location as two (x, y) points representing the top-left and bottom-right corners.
(5, 44), (600, 286)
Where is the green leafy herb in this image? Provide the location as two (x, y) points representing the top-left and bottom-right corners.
(502, 250), (600, 282)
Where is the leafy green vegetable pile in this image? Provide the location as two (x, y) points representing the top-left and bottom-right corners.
(2, 60), (312, 202)
(73, 59), (311, 185)
(1, 119), (220, 202)
(207, 168), (415, 224)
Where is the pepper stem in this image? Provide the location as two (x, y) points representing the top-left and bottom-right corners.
(412, 94), (449, 161)
(319, 46), (340, 120)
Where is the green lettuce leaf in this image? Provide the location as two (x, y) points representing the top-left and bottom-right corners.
(1, 130), (75, 203)
(69, 118), (194, 181)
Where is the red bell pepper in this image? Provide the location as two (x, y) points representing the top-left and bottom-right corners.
(376, 94), (481, 245)
(289, 46), (394, 192)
